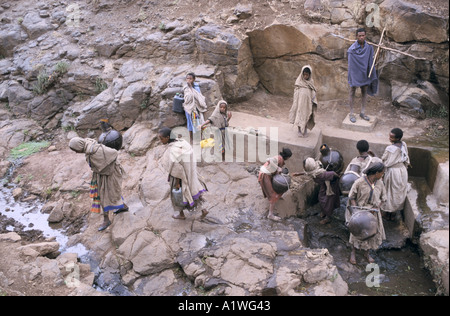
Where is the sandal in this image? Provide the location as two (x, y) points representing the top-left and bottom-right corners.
(172, 214), (186, 220)
(349, 114), (356, 123)
(360, 113), (370, 121)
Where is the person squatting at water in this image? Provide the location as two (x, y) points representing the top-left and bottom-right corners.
(258, 148), (293, 222)
(200, 100), (232, 162)
(347, 28), (378, 123)
(289, 65), (318, 138)
(68, 136), (129, 232)
(302, 157), (341, 225)
(346, 158), (386, 265)
(381, 128), (411, 221)
(183, 72), (208, 141)
(158, 127), (209, 220)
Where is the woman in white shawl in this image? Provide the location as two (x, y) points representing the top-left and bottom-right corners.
(158, 127), (208, 220)
(289, 65), (317, 138)
(69, 137), (128, 231)
(183, 72), (208, 140)
(381, 128), (411, 221)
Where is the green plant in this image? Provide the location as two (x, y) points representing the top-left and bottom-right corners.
(9, 141), (51, 160)
(33, 70), (50, 95)
(140, 98), (149, 110)
(70, 190), (80, 199)
(32, 62), (70, 95)
(426, 105), (449, 119)
(54, 61), (69, 74)
(95, 77), (108, 94)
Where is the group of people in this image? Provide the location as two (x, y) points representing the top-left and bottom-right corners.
(68, 27), (410, 265)
(259, 128), (410, 265)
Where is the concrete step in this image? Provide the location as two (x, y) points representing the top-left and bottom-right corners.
(229, 111), (322, 172)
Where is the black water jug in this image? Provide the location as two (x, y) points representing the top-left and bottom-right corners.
(99, 120), (122, 151)
(339, 173), (359, 195)
(272, 171), (291, 194)
(319, 144), (344, 173)
(173, 94), (185, 113)
(347, 208), (378, 241)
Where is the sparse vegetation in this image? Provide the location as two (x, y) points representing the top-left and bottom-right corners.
(95, 77), (108, 94)
(32, 62), (70, 95)
(33, 70), (50, 95)
(9, 141), (51, 160)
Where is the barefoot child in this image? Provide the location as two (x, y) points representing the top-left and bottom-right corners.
(289, 65), (317, 138)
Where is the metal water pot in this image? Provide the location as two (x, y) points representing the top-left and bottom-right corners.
(348, 208), (378, 241)
(319, 144), (344, 173)
(99, 129), (123, 151)
(339, 172), (359, 195)
(272, 172), (291, 194)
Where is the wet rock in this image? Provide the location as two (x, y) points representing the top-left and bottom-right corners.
(12, 187), (22, 200)
(48, 200), (64, 223)
(0, 232), (22, 242)
(391, 81), (442, 120)
(0, 160), (11, 178)
(420, 230), (449, 295)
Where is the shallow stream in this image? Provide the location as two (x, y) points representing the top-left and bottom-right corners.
(302, 201), (437, 296)
(0, 172), (88, 258)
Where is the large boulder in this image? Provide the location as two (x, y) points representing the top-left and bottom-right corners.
(248, 23), (348, 100)
(379, 0), (448, 44)
(0, 24), (28, 57)
(195, 24), (259, 101)
(391, 80), (443, 119)
(21, 12), (54, 39)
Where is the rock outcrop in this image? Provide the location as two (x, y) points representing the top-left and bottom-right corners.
(0, 0), (448, 296)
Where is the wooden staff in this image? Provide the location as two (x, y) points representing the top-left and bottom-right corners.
(369, 27), (385, 78)
(330, 33), (426, 60)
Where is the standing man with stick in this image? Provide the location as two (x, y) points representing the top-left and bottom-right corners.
(347, 28), (378, 123)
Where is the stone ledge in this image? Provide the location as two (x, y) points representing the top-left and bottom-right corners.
(341, 113), (378, 132)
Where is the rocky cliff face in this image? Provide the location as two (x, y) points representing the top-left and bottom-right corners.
(0, 0), (449, 296)
(1, 0), (448, 142)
